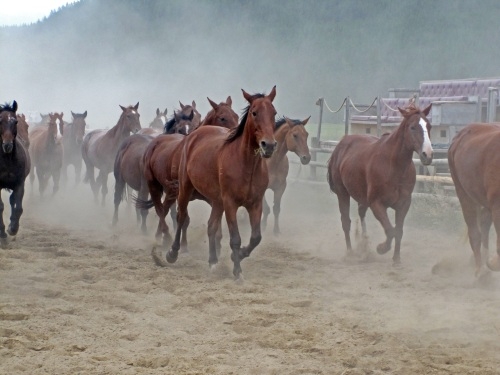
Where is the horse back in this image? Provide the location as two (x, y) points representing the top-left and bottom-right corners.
(449, 123), (500, 208)
(114, 134), (153, 191)
(143, 133), (185, 184)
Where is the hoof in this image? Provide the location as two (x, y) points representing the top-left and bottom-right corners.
(7, 225), (18, 236)
(166, 250), (178, 264)
(209, 263), (218, 272)
(0, 237), (8, 249)
(486, 256), (500, 272)
(376, 243), (391, 255)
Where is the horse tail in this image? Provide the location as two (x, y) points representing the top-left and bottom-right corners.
(133, 196), (155, 210)
(326, 153), (336, 193)
(113, 140), (130, 203)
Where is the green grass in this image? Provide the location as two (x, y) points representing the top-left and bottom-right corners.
(308, 122), (348, 143)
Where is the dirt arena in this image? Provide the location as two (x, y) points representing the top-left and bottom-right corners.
(1, 173), (500, 374)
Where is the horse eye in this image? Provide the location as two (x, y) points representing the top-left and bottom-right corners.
(252, 111), (257, 117)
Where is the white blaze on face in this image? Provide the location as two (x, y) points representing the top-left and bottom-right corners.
(419, 118), (433, 157)
(56, 118), (62, 137)
(160, 115), (167, 126)
(185, 124), (190, 134)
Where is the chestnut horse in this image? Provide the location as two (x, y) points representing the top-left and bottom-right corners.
(62, 111), (87, 184)
(29, 112), (64, 196)
(263, 116), (311, 234)
(448, 123), (500, 275)
(81, 103), (141, 205)
(167, 86), (278, 279)
(0, 101), (30, 247)
(16, 113), (30, 149)
(138, 96), (238, 246)
(114, 103), (202, 232)
(327, 104), (433, 265)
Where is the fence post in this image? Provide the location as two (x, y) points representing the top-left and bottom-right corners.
(344, 96), (350, 135)
(487, 87), (498, 123)
(376, 95), (381, 137)
(310, 98), (324, 180)
(315, 97), (324, 141)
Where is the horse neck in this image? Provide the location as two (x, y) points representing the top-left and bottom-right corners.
(200, 110), (214, 126)
(107, 115), (131, 141)
(384, 121), (415, 167)
(272, 124), (291, 161)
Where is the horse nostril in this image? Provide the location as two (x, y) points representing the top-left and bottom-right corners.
(260, 141), (267, 148)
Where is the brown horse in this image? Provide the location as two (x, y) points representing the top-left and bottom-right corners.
(199, 96), (239, 128)
(138, 96), (239, 246)
(81, 103), (141, 205)
(62, 111), (87, 184)
(0, 101), (30, 247)
(448, 123), (500, 275)
(163, 104), (197, 135)
(263, 116), (311, 234)
(166, 86), (278, 279)
(29, 112), (64, 196)
(16, 113), (30, 149)
(327, 104), (433, 265)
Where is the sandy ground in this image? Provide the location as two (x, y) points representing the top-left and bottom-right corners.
(1, 170), (500, 375)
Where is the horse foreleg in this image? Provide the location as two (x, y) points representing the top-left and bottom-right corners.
(75, 160), (82, 184)
(224, 201), (243, 279)
(262, 193), (270, 231)
(370, 200), (395, 256)
(0, 195), (7, 248)
(207, 202), (224, 268)
(8, 184), (25, 237)
(100, 172), (109, 206)
(272, 184), (286, 236)
(393, 199), (411, 264)
(52, 168), (61, 195)
(37, 169), (48, 197)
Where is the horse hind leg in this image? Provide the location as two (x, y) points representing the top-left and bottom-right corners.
(112, 176), (126, 227)
(337, 192), (353, 255)
(486, 204), (500, 272)
(138, 184), (150, 234)
(262, 194), (270, 231)
(392, 199), (411, 265)
(207, 203), (224, 268)
(272, 186), (285, 235)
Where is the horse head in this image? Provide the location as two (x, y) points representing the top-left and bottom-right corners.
(241, 85), (277, 158)
(283, 116), (311, 165)
(70, 110), (87, 145)
(0, 100), (18, 154)
(398, 103), (433, 165)
(16, 113), (30, 149)
(55, 112), (65, 137)
(179, 100), (201, 129)
(119, 102), (141, 134)
(149, 107), (168, 131)
(47, 113), (61, 143)
(203, 96), (239, 129)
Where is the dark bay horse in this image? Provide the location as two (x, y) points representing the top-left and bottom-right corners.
(62, 111), (87, 184)
(179, 100), (201, 129)
(29, 112), (65, 196)
(16, 113), (30, 149)
(167, 86), (278, 279)
(327, 104), (433, 265)
(0, 101), (30, 247)
(448, 123), (500, 275)
(263, 116), (311, 234)
(139, 96), (239, 246)
(163, 104), (197, 135)
(81, 103), (141, 205)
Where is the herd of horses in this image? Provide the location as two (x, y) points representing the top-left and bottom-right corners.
(1, 87), (500, 279)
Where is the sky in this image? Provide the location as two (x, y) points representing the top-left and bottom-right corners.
(0, 0), (79, 26)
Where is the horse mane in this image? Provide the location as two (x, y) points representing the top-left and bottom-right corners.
(0, 103), (16, 113)
(275, 116), (302, 129)
(163, 109), (193, 134)
(226, 93), (265, 143)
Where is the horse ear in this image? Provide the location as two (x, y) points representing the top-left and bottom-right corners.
(284, 117), (294, 127)
(267, 85), (277, 102)
(120, 105), (126, 112)
(302, 116), (311, 126)
(83, 110), (87, 118)
(192, 100), (196, 109)
(163, 108), (168, 116)
(179, 101), (185, 109)
(422, 103), (432, 117)
(398, 107), (408, 117)
(207, 97), (218, 110)
(12, 100), (18, 112)
(226, 96), (232, 106)
(156, 108), (160, 116)
(71, 111), (76, 118)
(242, 89), (253, 103)
(60, 112), (64, 119)
(134, 102), (139, 110)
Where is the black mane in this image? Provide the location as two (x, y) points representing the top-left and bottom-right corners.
(0, 102), (16, 113)
(226, 93), (265, 143)
(163, 110), (193, 134)
(275, 116), (302, 129)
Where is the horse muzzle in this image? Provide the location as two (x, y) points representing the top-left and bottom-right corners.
(419, 150), (433, 166)
(300, 154), (312, 165)
(2, 142), (14, 154)
(259, 140), (277, 158)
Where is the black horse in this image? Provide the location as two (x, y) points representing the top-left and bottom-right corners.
(0, 101), (30, 247)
